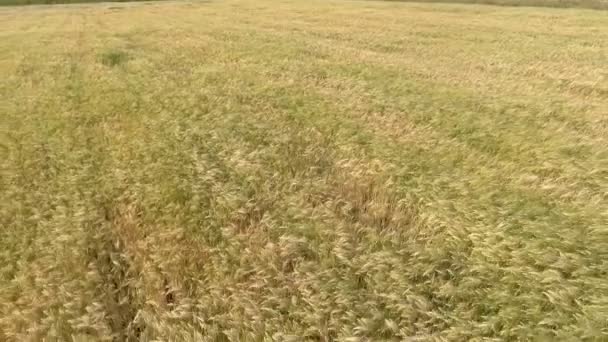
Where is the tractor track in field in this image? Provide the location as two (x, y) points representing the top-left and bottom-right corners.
(65, 11), (145, 340)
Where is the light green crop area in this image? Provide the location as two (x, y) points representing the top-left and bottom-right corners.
(1, 0), (607, 340)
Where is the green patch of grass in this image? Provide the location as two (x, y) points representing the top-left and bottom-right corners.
(99, 50), (129, 67)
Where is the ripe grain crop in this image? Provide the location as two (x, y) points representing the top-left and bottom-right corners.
(1, 0), (607, 340)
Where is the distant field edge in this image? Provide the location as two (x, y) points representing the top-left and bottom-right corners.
(379, 0), (608, 9)
(0, 0), (161, 6)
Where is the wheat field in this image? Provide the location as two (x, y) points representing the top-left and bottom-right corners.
(1, 0), (607, 340)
